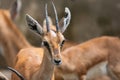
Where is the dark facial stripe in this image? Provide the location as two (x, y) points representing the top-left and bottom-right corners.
(43, 41), (52, 55)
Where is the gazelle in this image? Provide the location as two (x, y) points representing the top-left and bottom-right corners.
(0, 67), (24, 80)
(89, 45), (120, 80)
(54, 36), (120, 80)
(86, 37), (120, 80)
(82, 37), (120, 80)
(0, 0), (30, 67)
(62, 40), (77, 51)
(106, 39), (120, 80)
(11, 2), (71, 80)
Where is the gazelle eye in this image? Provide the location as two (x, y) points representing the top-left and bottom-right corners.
(60, 40), (65, 47)
(43, 41), (51, 53)
(43, 41), (49, 47)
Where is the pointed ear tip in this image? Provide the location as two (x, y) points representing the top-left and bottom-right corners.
(65, 7), (71, 17)
(65, 7), (70, 12)
(26, 14), (31, 19)
(65, 7), (69, 9)
(26, 14), (32, 22)
(26, 14), (29, 17)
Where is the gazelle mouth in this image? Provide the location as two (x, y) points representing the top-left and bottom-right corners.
(53, 59), (62, 65)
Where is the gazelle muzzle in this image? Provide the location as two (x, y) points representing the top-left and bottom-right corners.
(53, 49), (62, 65)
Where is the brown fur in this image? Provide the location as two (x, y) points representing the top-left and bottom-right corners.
(0, 9), (73, 67)
(86, 38), (120, 80)
(107, 37), (120, 80)
(62, 40), (77, 51)
(55, 36), (120, 80)
(11, 31), (65, 80)
(0, 10), (30, 67)
(11, 7), (71, 79)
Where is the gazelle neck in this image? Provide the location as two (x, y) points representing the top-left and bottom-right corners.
(32, 47), (55, 80)
(1, 10), (30, 49)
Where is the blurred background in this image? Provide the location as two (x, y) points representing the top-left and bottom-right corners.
(1, 0), (120, 45)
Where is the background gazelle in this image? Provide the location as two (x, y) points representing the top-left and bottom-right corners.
(86, 37), (120, 80)
(0, 0), (30, 67)
(54, 36), (120, 80)
(11, 2), (71, 80)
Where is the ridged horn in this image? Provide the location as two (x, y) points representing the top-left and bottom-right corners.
(45, 4), (50, 32)
(52, 1), (59, 32)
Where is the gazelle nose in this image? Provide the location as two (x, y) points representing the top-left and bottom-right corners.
(54, 59), (62, 65)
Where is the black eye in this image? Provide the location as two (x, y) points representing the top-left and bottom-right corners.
(43, 41), (51, 53)
(60, 40), (65, 47)
(43, 41), (49, 47)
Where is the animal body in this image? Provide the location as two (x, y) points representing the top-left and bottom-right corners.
(11, 2), (71, 80)
(55, 36), (120, 80)
(0, 0), (30, 67)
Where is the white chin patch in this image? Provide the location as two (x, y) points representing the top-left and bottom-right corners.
(50, 30), (57, 37)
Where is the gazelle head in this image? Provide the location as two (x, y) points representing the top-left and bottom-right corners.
(0, 0), (21, 24)
(26, 2), (71, 66)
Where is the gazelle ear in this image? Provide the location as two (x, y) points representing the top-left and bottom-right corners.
(10, 0), (22, 20)
(59, 7), (71, 33)
(43, 16), (53, 32)
(26, 14), (44, 35)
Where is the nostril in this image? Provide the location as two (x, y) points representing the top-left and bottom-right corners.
(54, 59), (61, 64)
